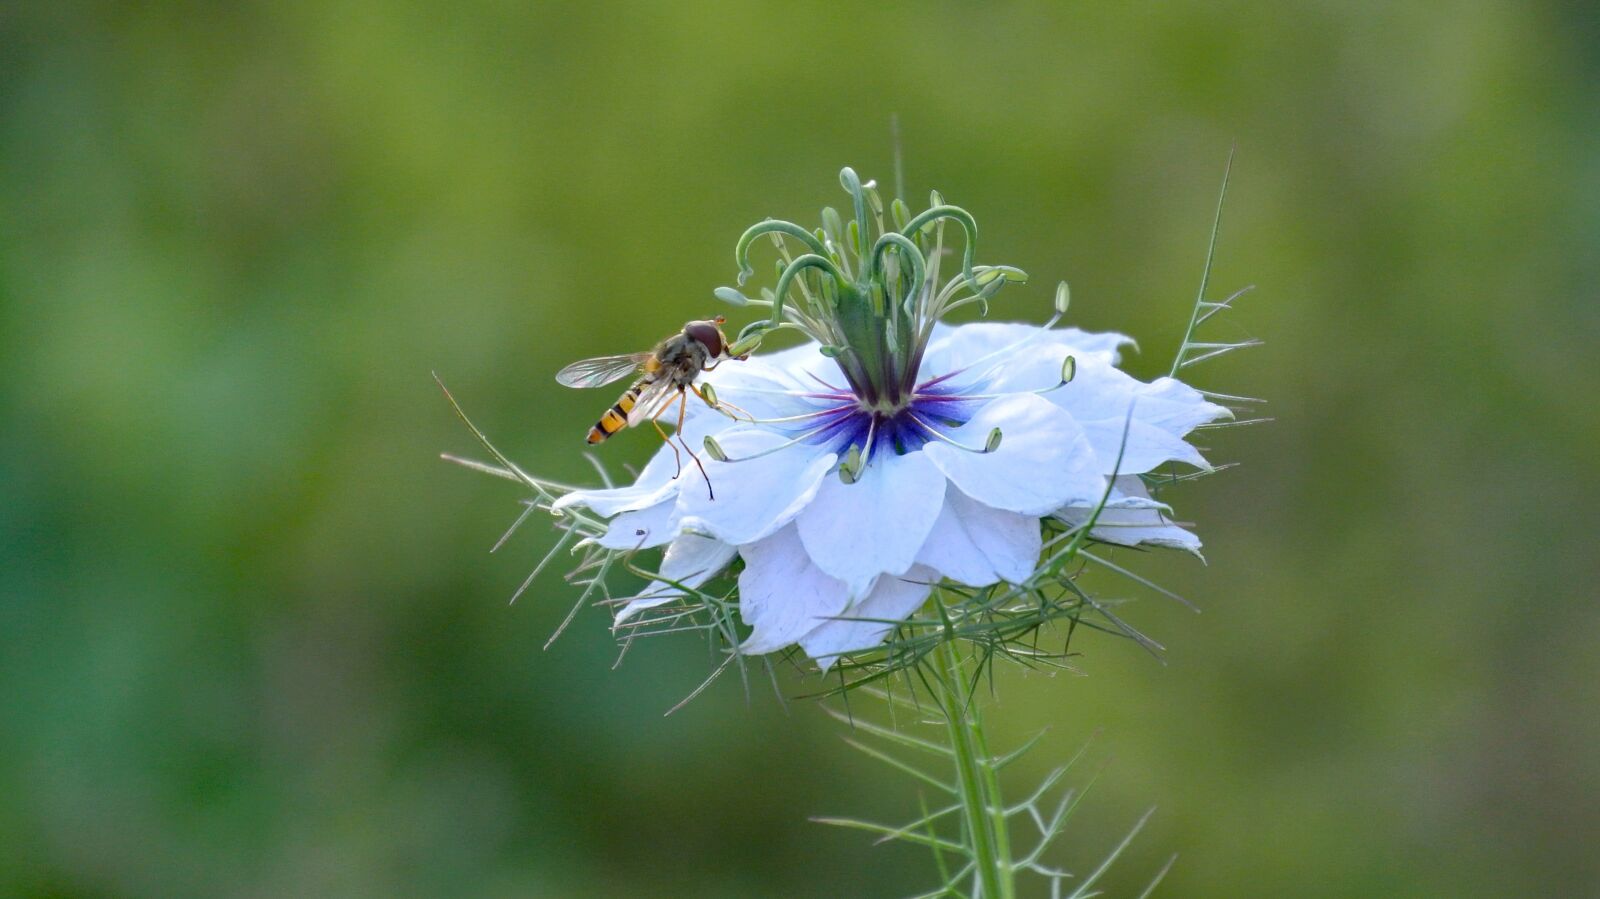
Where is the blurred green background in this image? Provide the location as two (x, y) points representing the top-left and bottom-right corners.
(3, 1), (1597, 896)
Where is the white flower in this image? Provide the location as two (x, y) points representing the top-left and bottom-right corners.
(554, 320), (1228, 667)
(538, 167), (1240, 668)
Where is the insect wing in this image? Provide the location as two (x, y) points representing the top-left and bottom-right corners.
(627, 379), (680, 427)
(555, 352), (651, 389)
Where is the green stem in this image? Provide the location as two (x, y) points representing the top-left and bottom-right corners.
(1169, 147), (1233, 378)
(932, 639), (1015, 899)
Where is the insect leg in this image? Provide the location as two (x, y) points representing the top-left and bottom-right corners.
(669, 387), (714, 501)
(688, 382), (754, 423)
(650, 408), (684, 478)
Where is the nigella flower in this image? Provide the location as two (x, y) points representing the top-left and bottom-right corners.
(551, 169), (1231, 667)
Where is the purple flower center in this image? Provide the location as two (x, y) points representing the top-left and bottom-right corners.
(784, 374), (985, 457)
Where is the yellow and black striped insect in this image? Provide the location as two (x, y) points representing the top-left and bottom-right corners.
(555, 317), (742, 496)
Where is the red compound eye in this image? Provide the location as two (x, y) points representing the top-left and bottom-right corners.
(683, 320), (725, 357)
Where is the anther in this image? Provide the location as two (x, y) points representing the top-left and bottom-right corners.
(915, 354), (1075, 403)
(700, 415), (844, 464)
(908, 412), (1002, 455)
(838, 444), (863, 484)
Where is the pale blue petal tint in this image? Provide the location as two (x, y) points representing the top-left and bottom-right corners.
(796, 449), (946, 596)
(737, 524), (850, 654)
(914, 488), (1043, 586)
(922, 393), (1105, 516)
(676, 427), (837, 546)
(798, 565), (938, 670)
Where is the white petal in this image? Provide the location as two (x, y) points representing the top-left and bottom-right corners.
(551, 442), (681, 517)
(702, 341), (850, 421)
(922, 394), (1106, 516)
(1044, 357), (1141, 421)
(552, 405), (732, 517)
(676, 426), (837, 546)
(917, 322), (1133, 397)
(614, 533), (738, 624)
(796, 450), (946, 595)
(798, 566), (937, 670)
(1094, 477), (1174, 511)
(922, 322), (1132, 377)
(1078, 418), (1211, 475)
(1132, 377), (1235, 435)
(1052, 361), (1229, 439)
(1053, 326), (1137, 360)
(737, 524), (850, 655)
(1058, 477), (1202, 555)
(915, 488), (1043, 586)
(715, 340), (843, 388)
(597, 498), (680, 549)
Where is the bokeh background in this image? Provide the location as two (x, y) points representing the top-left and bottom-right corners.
(3, 2), (1597, 896)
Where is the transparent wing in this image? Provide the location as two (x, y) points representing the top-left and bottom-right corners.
(628, 379), (682, 427)
(554, 352), (651, 389)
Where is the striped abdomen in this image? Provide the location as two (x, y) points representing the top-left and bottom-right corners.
(586, 381), (644, 444)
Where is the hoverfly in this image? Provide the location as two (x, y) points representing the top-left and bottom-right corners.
(555, 316), (744, 497)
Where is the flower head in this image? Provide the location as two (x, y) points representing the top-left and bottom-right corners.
(550, 168), (1231, 667)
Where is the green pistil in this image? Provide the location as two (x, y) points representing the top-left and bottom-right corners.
(721, 166), (1023, 412)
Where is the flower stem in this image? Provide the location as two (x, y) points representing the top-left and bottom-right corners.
(931, 638), (1015, 898)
